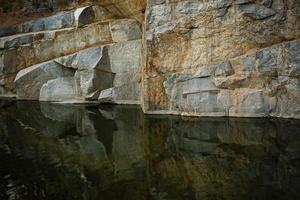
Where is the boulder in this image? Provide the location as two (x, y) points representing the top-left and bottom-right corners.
(14, 61), (74, 100)
(98, 80), (141, 104)
(55, 46), (103, 70)
(39, 77), (77, 101)
(0, 21), (112, 94)
(75, 69), (115, 97)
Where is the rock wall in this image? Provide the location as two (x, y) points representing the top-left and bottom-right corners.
(143, 0), (300, 118)
(1, 0), (300, 119)
(1, 3), (143, 104)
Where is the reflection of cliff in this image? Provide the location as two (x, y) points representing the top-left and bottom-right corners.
(0, 101), (148, 200)
(0, 100), (300, 199)
(145, 116), (300, 200)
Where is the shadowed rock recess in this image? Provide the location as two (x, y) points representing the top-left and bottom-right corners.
(1, 0), (300, 119)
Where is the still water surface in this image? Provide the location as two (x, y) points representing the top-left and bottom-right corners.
(0, 100), (300, 200)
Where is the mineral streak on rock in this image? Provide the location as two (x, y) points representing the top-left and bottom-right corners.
(143, 0), (300, 119)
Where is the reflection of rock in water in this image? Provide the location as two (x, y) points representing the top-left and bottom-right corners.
(145, 115), (300, 200)
(0, 100), (300, 200)
(0, 100), (148, 200)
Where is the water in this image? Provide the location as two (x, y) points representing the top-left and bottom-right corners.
(0, 100), (299, 200)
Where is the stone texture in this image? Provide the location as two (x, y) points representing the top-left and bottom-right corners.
(160, 39), (300, 118)
(12, 35), (142, 102)
(54, 39), (142, 101)
(110, 19), (142, 43)
(143, 0), (300, 119)
(40, 77), (77, 101)
(0, 5), (110, 38)
(14, 61), (74, 100)
(0, 21), (112, 94)
(97, 40), (142, 103)
(19, 11), (75, 33)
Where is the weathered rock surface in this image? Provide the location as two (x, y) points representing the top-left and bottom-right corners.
(14, 61), (74, 100)
(98, 40), (142, 104)
(40, 77), (77, 102)
(161, 39), (300, 118)
(0, 5), (107, 37)
(110, 19), (142, 43)
(1, 2), (143, 104)
(13, 36), (142, 102)
(143, 0), (300, 119)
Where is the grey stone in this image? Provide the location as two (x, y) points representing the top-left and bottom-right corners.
(55, 46), (103, 70)
(54, 46), (115, 98)
(181, 91), (227, 115)
(213, 77), (229, 88)
(182, 78), (219, 95)
(75, 69), (115, 98)
(233, 0), (254, 5)
(193, 62), (234, 78)
(110, 19), (142, 42)
(40, 77), (77, 101)
(150, 0), (166, 6)
(1, 21), (112, 88)
(256, 46), (284, 74)
(105, 40), (142, 73)
(98, 88), (114, 103)
(0, 34), (33, 49)
(287, 40), (300, 76)
(289, 63), (300, 77)
(215, 7), (229, 17)
(0, 26), (17, 37)
(149, 4), (172, 28)
(98, 81), (140, 104)
(175, 1), (207, 14)
(229, 89), (269, 117)
(213, 62), (235, 76)
(258, 0), (273, 8)
(19, 11), (74, 32)
(93, 5), (109, 20)
(287, 40), (300, 62)
(14, 61), (74, 100)
(53, 40), (142, 102)
(239, 3), (276, 19)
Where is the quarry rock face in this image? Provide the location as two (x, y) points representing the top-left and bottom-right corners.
(40, 77), (77, 102)
(7, 13), (142, 102)
(14, 61), (74, 100)
(143, 0), (300, 119)
(1, 0), (300, 119)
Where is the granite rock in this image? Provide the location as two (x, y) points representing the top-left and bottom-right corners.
(40, 77), (77, 101)
(14, 61), (74, 100)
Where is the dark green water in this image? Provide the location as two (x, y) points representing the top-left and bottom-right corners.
(0, 100), (299, 200)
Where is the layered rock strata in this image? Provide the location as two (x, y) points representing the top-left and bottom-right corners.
(143, 0), (300, 118)
(0, 5), (142, 104)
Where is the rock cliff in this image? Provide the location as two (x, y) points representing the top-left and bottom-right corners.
(143, 0), (300, 118)
(1, 0), (300, 119)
